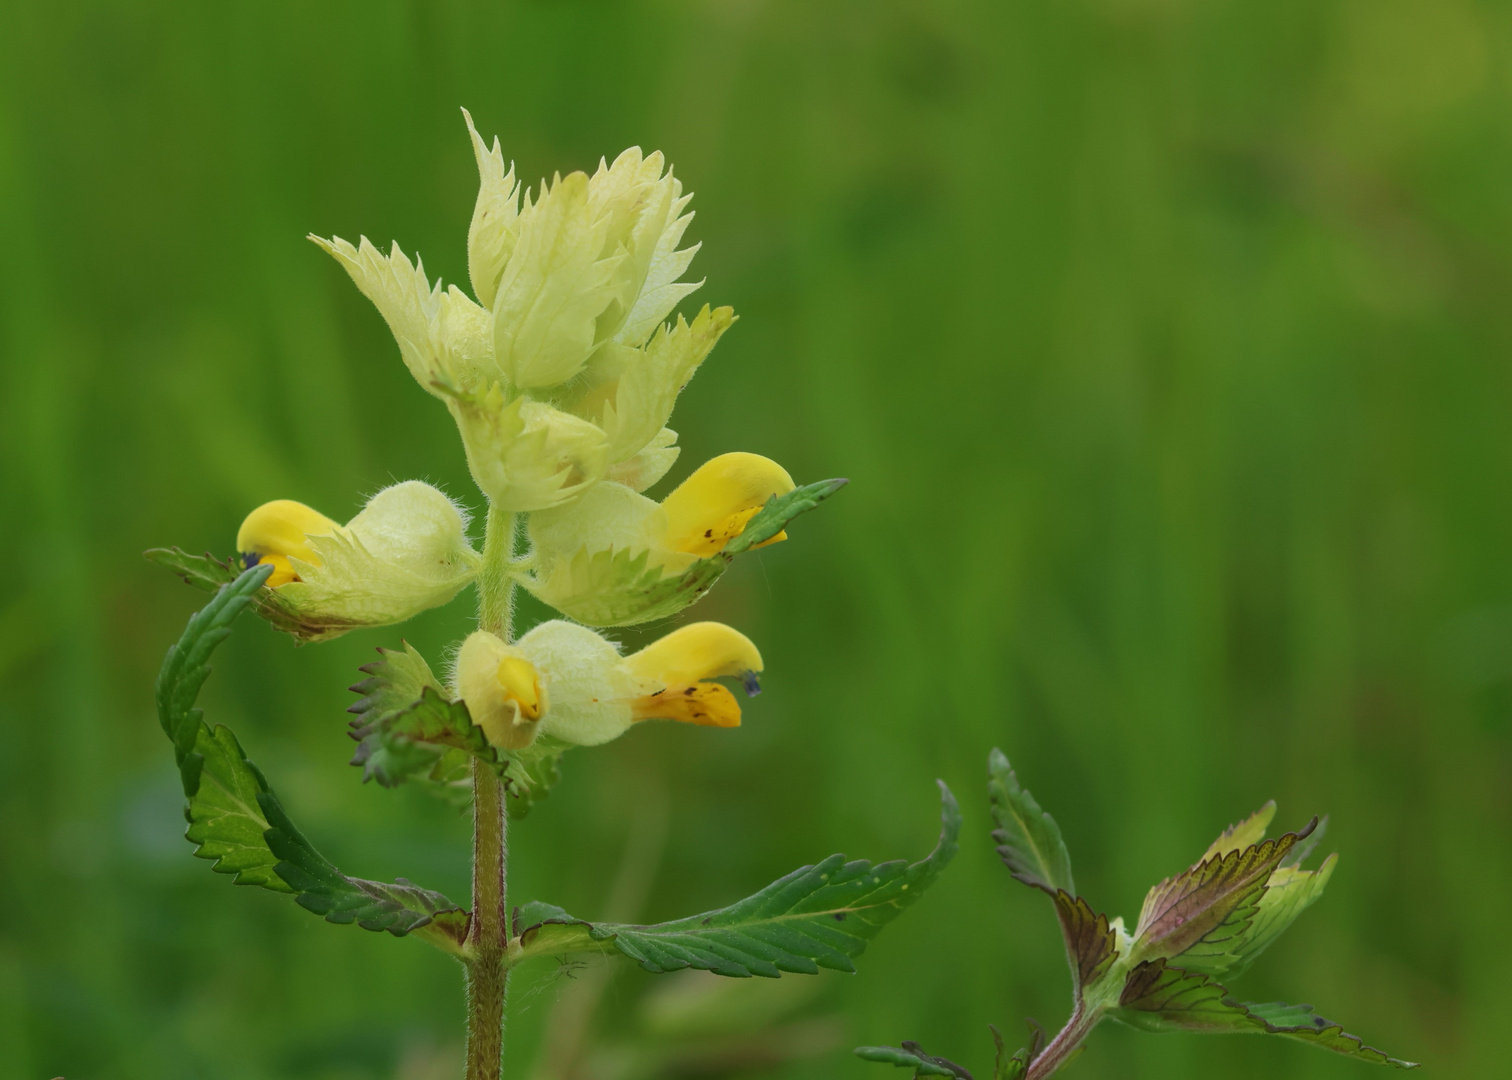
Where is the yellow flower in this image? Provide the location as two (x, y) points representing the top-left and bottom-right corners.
(237, 500), (339, 587)
(456, 631), (547, 751)
(660, 452), (796, 557)
(311, 112), (729, 510)
(520, 453), (798, 625)
(235, 481), (478, 633)
(455, 620), (763, 748)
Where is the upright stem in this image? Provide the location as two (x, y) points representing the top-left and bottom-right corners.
(465, 504), (516, 1080)
(477, 504), (516, 638)
(1025, 1004), (1096, 1080)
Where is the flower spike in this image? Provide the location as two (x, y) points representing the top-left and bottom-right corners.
(311, 112), (723, 511)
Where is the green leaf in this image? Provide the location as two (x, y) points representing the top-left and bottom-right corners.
(515, 782), (961, 977)
(1114, 960), (1418, 1068)
(855, 1043), (973, 1078)
(987, 748), (1074, 896)
(732, 479), (848, 551)
(155, 564), (469, 954)
(261, 794), (470, 951)
(1132, 820), (1316, 970)
(346, 643), (568, 818)
(520, 478), (847, 627)
(1201, 801), (1277, 862)
(501, 735), (569, 820)
(145, 546), (348, 642)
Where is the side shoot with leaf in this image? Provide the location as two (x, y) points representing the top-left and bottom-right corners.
(856, 750), (1417, 1079)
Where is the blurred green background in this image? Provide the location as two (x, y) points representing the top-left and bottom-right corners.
(1, 0), (1507, 1076)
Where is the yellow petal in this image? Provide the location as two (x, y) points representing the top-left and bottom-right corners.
(633, 682), (742, 727)
(457, 631), (547, 750)
(624, 622), (763, 691)
(661, 452), (795, 557)
(497, 654), (543, 721)
(236, 500), (339, 586)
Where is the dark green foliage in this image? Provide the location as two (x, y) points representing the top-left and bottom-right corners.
(515, 782), (960, 978)
(154, 565), (468, 951)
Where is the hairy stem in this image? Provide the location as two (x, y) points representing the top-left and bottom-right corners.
(1025, 1004), (1097, 1080)
(465, 504), (516, 1080)
(477, 505), (516, 637)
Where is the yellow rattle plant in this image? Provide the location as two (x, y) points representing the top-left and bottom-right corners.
(148, 112), (957, 1080)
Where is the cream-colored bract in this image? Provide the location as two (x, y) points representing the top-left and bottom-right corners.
(312, 112), (727, 513)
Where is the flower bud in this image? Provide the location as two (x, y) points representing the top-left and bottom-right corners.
(236, 481), (478, 636)
(521, 453), (804, 625)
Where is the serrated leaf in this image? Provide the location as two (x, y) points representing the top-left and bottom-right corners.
(184, 723), (292, 891)
(1116, 959), (1253, 1033)
(261, 794), (469, 951)
(1201, 801), (1277, 862)
(1049, 891), (1118, 993)
(1114, 960), (1417, 1068)
(522, 478), (847, 626)
(1222, 854), (1337, 977)
(1244, 1000), (1418, 1068)
(155, 565), (470, 954)
(516, 782), (960, 978)
(1132, 821), (1316, 969)
(731, 479), (847, 551)
(987, 748), (1074, 896)
(146, 546), (350, 642)
(855, 1043), (973, 1078)
(502, 735), (569, 820)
